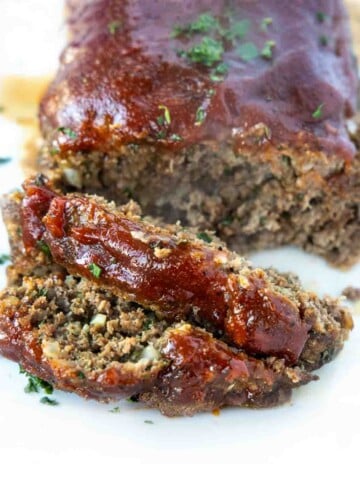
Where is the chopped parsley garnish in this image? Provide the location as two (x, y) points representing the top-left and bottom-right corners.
(34, 173), (47, 187)
(319, 35), (328, 47)
(144, 420), (154, 424)
(0, 254), (10, 265)
(109, 406), (121, 413)
(143, 318), (154, 330)
(127, 395), (139, 403)
(58, 127), (77, 139)
(77, 371), (86, 379)
(172, 12), (219, 37)
(128, 143), (140, 152)
(224, 20), (249, 40)
(261, 40), (276, 59)
(312, 103), (324, 119)
(108, 20), (122, 35)
(197, 232), (212, 243)
(316, 12), (327, 23)
(261, 17), (273, 31)
(40, 396), (59, 406)
(173, 11), (277, 81)
(210, 62), (229, 82)
(155, 131), (167, 140)
(36, 240), (52, 258)
(220, 216), (234, 226)
(195, 107), (206, 126)
(169, 133), (183, 142)
(0, 157), (11, 165)
(158, 105), (171, 125)
(20, 367), (54, 395)
(224, 19), (250, 40)
(178, 37), (224, 67)
(88, 262), (102, 278)
(237, 42), (259, 61)
(49, 148), (60, 156)
(123, 186), (134, 199)
(37, 288), (48, 298)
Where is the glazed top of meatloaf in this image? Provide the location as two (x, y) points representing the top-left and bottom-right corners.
(40, 0), (358, 161)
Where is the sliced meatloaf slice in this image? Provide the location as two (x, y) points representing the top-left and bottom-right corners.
(0, 177), (353, 416)
(39, 0), (360, 266)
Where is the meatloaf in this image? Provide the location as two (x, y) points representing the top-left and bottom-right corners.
(39, 0), (360, 266)
(0, 176), (353, 416)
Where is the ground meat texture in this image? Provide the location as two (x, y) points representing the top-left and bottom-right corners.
(39, 0), (360, 266)
(0, 185), (353, 415)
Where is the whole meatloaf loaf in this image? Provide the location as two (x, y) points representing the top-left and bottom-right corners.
(39, 0), (360, 266)
(0, 176), (353, 416)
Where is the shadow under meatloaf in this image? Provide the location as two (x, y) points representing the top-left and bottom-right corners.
(0, 179), (353, 416)
(39, 0), (360, 266)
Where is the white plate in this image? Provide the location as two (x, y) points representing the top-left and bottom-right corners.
(0, 0), (359, 472)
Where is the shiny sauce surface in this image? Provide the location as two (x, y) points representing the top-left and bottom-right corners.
(21, 179), (311, 364)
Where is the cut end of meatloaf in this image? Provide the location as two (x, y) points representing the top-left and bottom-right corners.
(0, 272), (169, 400)
(0, 184), (353, 415)
(38, 0), (360, 266)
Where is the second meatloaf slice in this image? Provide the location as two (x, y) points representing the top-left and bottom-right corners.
(39, 0), (360, 266)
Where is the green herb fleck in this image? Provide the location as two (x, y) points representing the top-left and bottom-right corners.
(109, 406), (121, 413)
(40, 396), (58, 406)
(127, 395), (139, 403)
(225, 19), (250, 40)
(312, 103), (324, 119)
(155, 131), (167, 140)
(77, 371), (86, 379)
(259, 216), (266, 227)
(197, 232), (212, 243)
(108, 20), (122, 35)
(178, 37), (224, 67)
(144, 420), (154, 424)
(169, 133), (183, 142)
(36, 240), (51, 258)
(319, 35), (328, 47)
(210, 62), (229, 82)
(0, 106), (4, 113)
(37, 288), (48, 298)
(0, 254), (10, 265)
(123, 187), (134, 199)
(158, 105), (171, 125)
(220, 216), (234, 226)
(195, 107), (206, 126)
(261, 17), (273, 31)
(237, 42), (259, 62)
(20, 368), (54, 395)
(316, 12), (327, 23)
(172, 12), (219, 37)
(49, 148), (60, 156)
(34, 174), (46, 187)
(143, 317), (154, 330)
(281, 155), (292, 166)
(128, 143), (140, 152)
(261, 40), (276, 59)
(88, 263), (102, 279)
(0, 157), (11, 164)
(58, 127), (77, 139)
